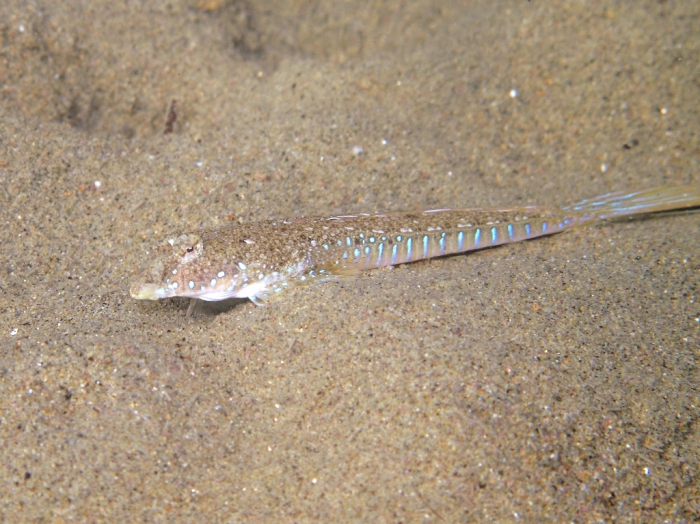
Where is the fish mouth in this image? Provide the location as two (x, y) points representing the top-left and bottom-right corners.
(130, 282), (166, 300)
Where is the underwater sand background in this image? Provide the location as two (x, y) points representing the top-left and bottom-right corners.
(1, 0), (698, 521)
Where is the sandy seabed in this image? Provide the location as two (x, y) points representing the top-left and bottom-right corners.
(1, 0), (698, 521)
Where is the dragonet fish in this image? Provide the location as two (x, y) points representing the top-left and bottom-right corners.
(131, 185), (700, 313)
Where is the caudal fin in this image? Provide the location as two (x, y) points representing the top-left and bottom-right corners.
(561, 185), (700, 220)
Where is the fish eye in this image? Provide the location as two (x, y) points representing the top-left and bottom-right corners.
(185, 246), (194, 253)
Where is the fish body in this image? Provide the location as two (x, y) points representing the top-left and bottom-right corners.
(130, 185), (700, 309)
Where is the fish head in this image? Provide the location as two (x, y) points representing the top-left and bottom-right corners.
(130, 230), (280, 302)
(130, 233), (209, 300)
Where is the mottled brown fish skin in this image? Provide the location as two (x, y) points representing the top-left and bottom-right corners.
(130, 206), (563, 304)
(130, 185), (700, 307)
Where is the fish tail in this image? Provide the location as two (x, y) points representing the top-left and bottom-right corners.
(561, 185), (700, 220)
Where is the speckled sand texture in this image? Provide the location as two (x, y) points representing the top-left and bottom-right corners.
(1, 0), (698, 521)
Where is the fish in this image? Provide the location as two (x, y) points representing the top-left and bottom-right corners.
(130, 185), (700, 314)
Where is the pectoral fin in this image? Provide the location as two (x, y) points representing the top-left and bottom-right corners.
(249, 282), (293, 306)
(249, 263), (363, 306)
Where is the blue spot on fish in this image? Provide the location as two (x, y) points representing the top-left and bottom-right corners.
(491, 227), (498, 244)
(507, 224), (514, 241)
(475, 229), (482, 247)
(458, 231), (464, 251)
(525, 223), (532, 237)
